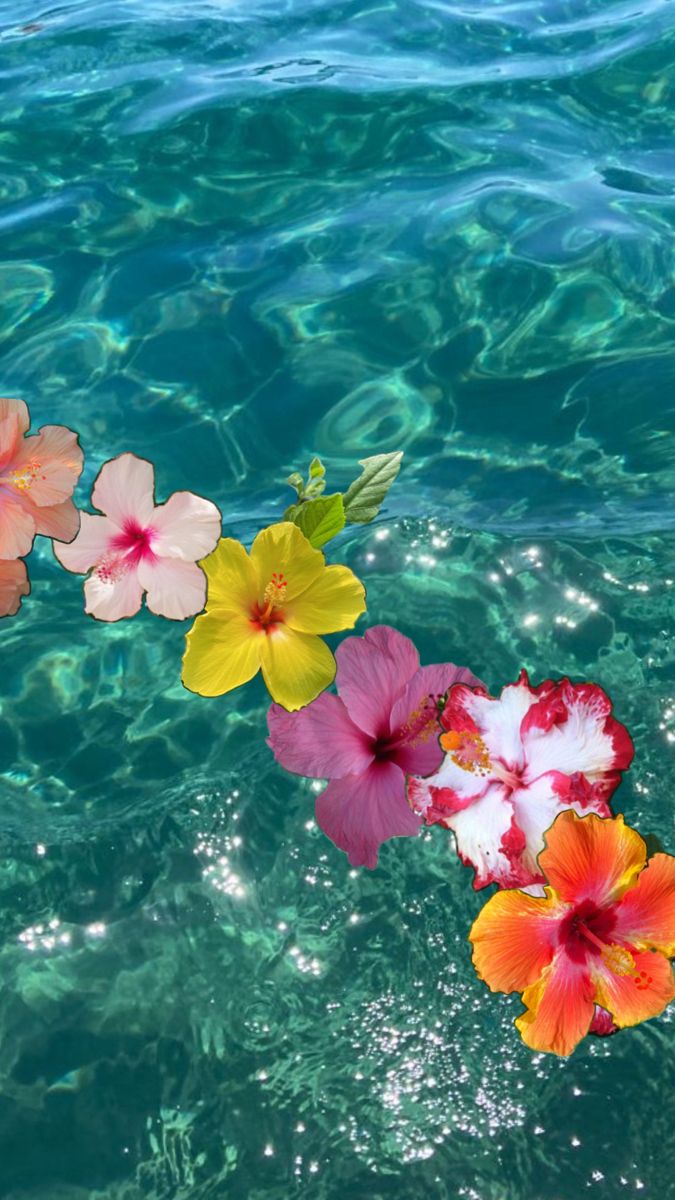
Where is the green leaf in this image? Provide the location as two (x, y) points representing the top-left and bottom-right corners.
(293, 493), (345, 548)
(283, 501), (303, 521)
(343, 451), (403, 524)
(309, 457), (325, 480)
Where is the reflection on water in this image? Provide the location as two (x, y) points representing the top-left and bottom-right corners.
(1, 0), (675, 1196)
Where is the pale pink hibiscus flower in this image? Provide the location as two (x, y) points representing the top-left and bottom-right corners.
(407, 671), (634, 890)
(0, 397), (83, 616)
(54, 452), (221, 622)
(267, 625), (481, 868)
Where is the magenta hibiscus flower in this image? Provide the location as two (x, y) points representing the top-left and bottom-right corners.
(267, 624), (481, 868)
(407, 671), (634, 890)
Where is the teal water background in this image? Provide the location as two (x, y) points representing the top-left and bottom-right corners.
(2, 1), (675, 1196)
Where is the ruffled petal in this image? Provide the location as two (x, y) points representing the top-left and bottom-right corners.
(267, 693), (374, 779)
(539, 811), (647, 907)
(470, 887), (561, 994)
(137, 556), (207, 620)
(591, 946), (675, 1029)
(510, 771), (612, 883)
(315, 761), (419, 869)
(250, 521), (323, 602)
(613, 854), (675, 956)
(151, 491), (222, 562)
(91, 453), (156, 526)
(389, 663), (483, 775)
(446, 786), (535, 889)
(515, 952), (595, 1056)
(13, 425), (83, 506)
(0, 493), (36, 559)
(0, 558), (30, 617)
(259, 626), (336, 712)
(182, 611), (263, 697)
(201, 537), (259, 617)
(443, 675), (539, 770)
(522, 680), (633, 783)
(53, 512), (116, 573)
(335, 625), (420, 739)
(33, 498), (80, 543)
(284, 564), (365, 634)
(84, 565), (144, 622)
(407, 752), (492, 818)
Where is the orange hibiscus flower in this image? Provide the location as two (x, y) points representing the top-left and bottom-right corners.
(470, 811), (675, 1056)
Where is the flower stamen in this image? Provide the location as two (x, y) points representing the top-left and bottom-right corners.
(0, 459), (44, 491)
(95, 553), (131, 585)
(578, 923), (649, 986)
(260, 572), (287, 621)
(441, 729), (491, 775)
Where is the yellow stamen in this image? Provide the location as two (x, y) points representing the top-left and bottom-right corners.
(440, 729), (491, 775)
(601, 943), (636, 977)
(0, 459), (43, 491)
(260, 572), (287, 620)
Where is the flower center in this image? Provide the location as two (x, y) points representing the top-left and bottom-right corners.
(440, 730), (491, 775)
(0, 459), (44, 491)
(94, 522), (156, 585)
(251, 572), (287, 632)
(560, 901), (652, 988)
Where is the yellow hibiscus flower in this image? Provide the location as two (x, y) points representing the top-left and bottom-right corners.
(182, 521), (366, 711)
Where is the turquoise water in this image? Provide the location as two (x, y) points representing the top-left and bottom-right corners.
(2, 0), (675, 1196)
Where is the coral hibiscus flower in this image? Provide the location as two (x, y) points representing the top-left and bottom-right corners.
(182, 522), (366, 712)
(267, 625), (481, 867)
(54, 452), (221, 621)
(0, 559), (30, 617)
(407, 671), (633, 889)
(470, 811), (675, 1056)
(0, 396), (82, 615)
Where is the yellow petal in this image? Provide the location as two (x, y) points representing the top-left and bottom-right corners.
(259, 625), (336, 711)
(201, 537), (258, 616)
(250, 521), (324, 601)
(285, 564), (366, 634)
(182, 611), (263, 697)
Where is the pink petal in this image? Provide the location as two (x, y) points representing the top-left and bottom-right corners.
(522, 680), (634, 783)
(315, 760), (420, 868)
(137, 555), (207, 620)
(589, 1005), (618, 1037)
(84, 565), (144, 621)
(53, 512), (116, 573)
(0, 558), (30, 617)
(0, 494), (36, 558)
(390, 662), (483, 775)
(0, 411), (23, 471)
(0, 398), (29, 435)
(13, 425), (83, 506)
(91, 453), (156, 527)
(33, 498), (80, 543)
(151, 491), (222, 562)
(335, 625), (420, 738)
(267, 693), (374, 779)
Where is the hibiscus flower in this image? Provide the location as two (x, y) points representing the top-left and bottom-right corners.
(0, 396), (82, 616)
(470, 811), (675, 1056)
(267, 625), (481, 867)
(407, 671), (633, 889)
(54, 452), (221, 621)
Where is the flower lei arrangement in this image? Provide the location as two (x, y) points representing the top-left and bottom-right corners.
(3, 397), (675, 1058)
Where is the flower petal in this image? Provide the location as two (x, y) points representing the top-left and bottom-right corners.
(182, 610), (263, 696)
(515, 952), (595, 1056)
(539, 811), (647, 907)
(250, 521), (324, 601)
(13, 425), (83, 506)
(201, 537), (259, 617)
(84, 566), (144, 622)
(390, 662), (483, 775)
(407, 751), (492, 818)
(0, 411), (23, 471)
(510, 771), (612, 884)
(613, 854), (675, 956)
(91, 453), (156, 526)
(151, 491), (222, 562)
(470, 887), (561, 994)
(53, 512), (117, 573)
(335, 625), (420, 738)
(449, 786), (540, 889)
(259, 626), (336, 712)
(0, 397), (29, 435)
(591, 946), (675, 1029)
(522, 681), (633, 783)
(138, 556), (207, 620)
(284, 564), (365, 634)
(0, 493), (36, 559)
(444, 676), (537, 771)
(315, 761), (419, 869)
(0, 558), (30, 617)
(267, 693), (374, 778)
(34, 498), (80, 543)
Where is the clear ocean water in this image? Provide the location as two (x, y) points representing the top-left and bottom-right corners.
(2, 1), (675, 1196)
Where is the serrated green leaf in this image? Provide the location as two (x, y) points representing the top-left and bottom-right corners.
(293, 493), (345, 548)
(343, 451), (403, 524)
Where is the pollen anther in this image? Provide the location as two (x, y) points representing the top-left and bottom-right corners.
(441, 729), (491, 775)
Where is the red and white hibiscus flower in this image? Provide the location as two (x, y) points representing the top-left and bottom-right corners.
(407, 671), (633, 890)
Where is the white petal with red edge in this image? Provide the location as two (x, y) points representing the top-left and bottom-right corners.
(91, 453), (156, 527)
(448, 677), (537, 771)
(522, 682), (629, 782)
(445, 785), (534, 889)
(137, 556), (207, 620)
(151, 492), (221, 562)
